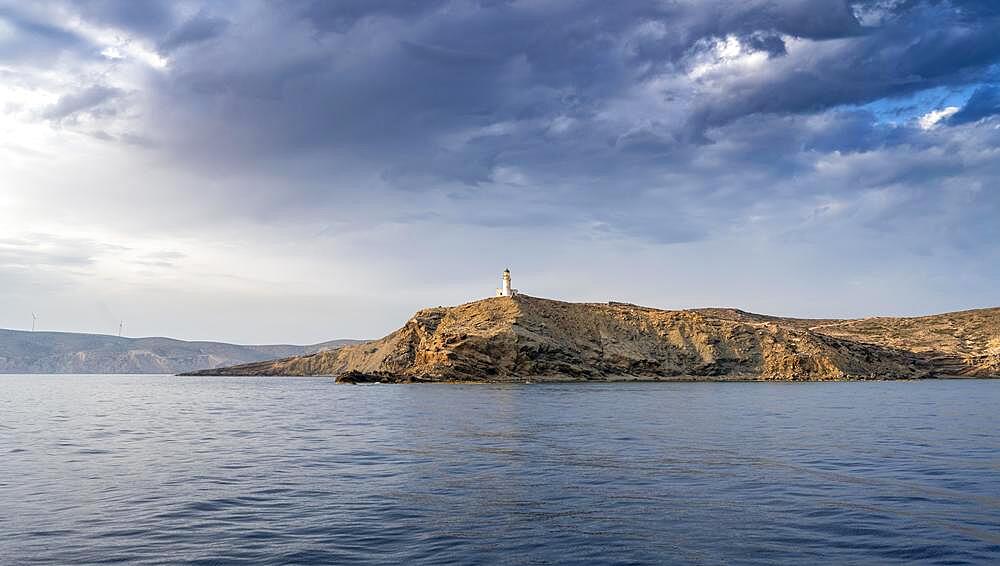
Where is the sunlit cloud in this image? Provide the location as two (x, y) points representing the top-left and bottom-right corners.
(919, 106), (960, 129)
(0, 0), (997, 343)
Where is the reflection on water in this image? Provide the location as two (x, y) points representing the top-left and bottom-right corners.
(2, 376), (999, 565)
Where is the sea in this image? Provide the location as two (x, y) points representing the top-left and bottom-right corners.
(1, 375), (998, 565)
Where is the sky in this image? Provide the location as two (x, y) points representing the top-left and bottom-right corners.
(1, 0), (998, 344)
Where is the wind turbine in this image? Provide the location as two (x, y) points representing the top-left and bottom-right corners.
(118, 320), (126, 337)
(31, 313), (37, 332)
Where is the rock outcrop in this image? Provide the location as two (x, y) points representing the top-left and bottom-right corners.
(187, 296), (1000, 382)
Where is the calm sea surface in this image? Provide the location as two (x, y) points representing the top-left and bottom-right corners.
(1, 375), (999, 565)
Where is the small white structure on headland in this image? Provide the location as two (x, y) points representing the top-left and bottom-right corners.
(496, 268), (518, 297)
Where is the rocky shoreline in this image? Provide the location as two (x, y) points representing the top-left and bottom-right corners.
(183, 296), (999, 383)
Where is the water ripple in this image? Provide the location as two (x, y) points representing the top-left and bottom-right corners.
(1, 376), (998, 565)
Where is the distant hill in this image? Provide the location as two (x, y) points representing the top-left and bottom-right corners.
(187, 296), (1000, 382)
(0, 329), (362, 374)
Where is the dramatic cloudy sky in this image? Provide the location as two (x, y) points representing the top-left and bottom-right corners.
(1, 0), (998, 343)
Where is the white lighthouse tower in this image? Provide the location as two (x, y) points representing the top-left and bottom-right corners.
(496, 268), (518, 297)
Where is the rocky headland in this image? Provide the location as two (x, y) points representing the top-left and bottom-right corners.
(184, 296), (1000, 382)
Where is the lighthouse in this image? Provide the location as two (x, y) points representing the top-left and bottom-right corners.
(496, 268), (518, 297)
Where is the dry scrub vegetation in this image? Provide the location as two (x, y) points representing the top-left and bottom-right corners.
(190, 297), (999, 382)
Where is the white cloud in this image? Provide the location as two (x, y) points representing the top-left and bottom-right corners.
(918, 106), (960, 129)
(0, 0), (998, 343)
(687, 35), (770, 81)
(59, 10), (168, 69)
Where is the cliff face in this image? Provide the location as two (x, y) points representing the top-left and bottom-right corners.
(190, 296), (1000, 382)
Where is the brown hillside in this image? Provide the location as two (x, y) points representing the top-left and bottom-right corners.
(185, 296), (998, 382)
(805, 308), (1000, 377)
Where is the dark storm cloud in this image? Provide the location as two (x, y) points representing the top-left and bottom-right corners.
(126, 1), (992, 162)
(6, 0), (1000, 251)
(949, 85), (1000, 124)
(892, 0), (1000, 18)
(686, 2), (1000, 138)
(144, 0), (872, 156)
(71, 0), (177, 36)
(292, 0), (453, 33)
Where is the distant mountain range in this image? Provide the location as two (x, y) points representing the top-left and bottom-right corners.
(0, 328), (362, 374)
